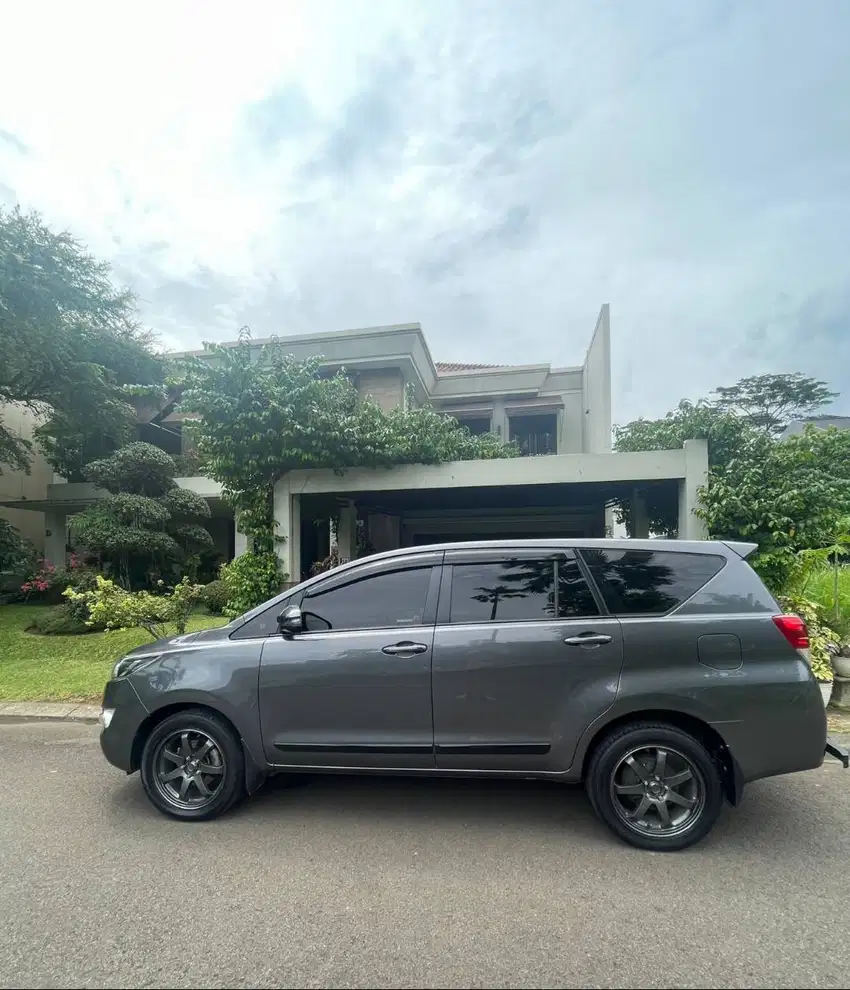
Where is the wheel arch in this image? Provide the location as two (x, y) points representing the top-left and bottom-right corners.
(580, 708), (743, 806)
(131, 701), (265, 794)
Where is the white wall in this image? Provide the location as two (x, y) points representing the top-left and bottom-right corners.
(0, 404), (52, 550)
(559, 391), (585, 453)
(581, 304), (612, 453)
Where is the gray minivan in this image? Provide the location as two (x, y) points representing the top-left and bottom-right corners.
(99, 539), (847, 851)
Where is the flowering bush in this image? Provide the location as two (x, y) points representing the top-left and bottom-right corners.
(21, 560), (59, 598)
(20, 553), (93, 603)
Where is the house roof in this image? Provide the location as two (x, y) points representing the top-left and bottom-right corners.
(782, 415), (850, 437)
(435, 362), (503, 373)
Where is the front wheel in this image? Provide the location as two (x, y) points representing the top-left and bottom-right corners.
(140, 709), (245, 821)
(586, 722), (724, 851)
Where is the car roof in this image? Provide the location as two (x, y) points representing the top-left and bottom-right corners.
(359, 537), (736, 559)
(232, 537), (754, 629)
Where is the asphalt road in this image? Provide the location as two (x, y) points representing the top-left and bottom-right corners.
(1, 720), (849, 990)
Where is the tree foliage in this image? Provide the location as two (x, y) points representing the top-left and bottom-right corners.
(72, 442), (212, 586)
(0, 207), (164, 478)
(711, 373), (837, 436)
(614, 376), (848, 591)
(697, 426), (850, 589)
(180, 335), (518, 559)
(0, 518), (35, 577)
(613, 400), (764, 536)
(219, 551), (284, 618)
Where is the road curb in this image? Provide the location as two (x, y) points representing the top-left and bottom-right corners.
(0, 702), (100, 723)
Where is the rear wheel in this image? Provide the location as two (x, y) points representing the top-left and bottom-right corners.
(140, 709), (245, 821)
(586, 722), (724, 851)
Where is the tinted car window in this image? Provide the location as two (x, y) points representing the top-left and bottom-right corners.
(579, 548), (724, 615)
(230, 598), (291, 640)
(449, 555), (598, 622)
(301, 567), (432, 632)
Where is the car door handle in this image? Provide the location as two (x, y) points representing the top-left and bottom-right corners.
(564, 633), (613, 647)
(382, 642), (429, 656)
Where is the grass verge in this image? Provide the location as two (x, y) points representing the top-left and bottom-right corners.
(0, 605), (226, 703)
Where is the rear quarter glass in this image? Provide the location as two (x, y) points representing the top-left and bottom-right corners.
(578, 548), (727, 616)
(675, 556), (779, 616)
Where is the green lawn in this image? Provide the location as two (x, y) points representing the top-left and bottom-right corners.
(0, 605), (227, 703)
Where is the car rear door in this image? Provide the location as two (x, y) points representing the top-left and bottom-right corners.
(431, 547), (624, 773)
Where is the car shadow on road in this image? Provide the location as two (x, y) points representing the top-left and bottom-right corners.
(108, 766), (845, 855)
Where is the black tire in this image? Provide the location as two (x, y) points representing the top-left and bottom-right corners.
(585, 721), (724, 852)
(140, 708), (245, 821)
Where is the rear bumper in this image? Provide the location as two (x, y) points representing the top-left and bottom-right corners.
(714, 691), (828, 784)
(99, 678), (149, 773)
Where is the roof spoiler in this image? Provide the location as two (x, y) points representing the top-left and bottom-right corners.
(722, 541), (759, 560)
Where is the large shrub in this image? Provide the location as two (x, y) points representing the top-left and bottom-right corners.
(72, 442), (213, 588)
(27, 604), (95, 636)
(219, 552), (282, 617)
(201, 579), (229, 615)
(0, 519), (36, 578)
(65, 575), (204, 640)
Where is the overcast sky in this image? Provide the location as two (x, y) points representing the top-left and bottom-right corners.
(1, 0), (848, 422)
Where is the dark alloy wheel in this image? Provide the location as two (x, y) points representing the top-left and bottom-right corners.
(586, 722), (724, 851)
(140, 709), (245, 821)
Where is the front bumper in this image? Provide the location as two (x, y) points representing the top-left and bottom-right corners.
(826, 736), (850, 768)
(99, 678), (149, 773)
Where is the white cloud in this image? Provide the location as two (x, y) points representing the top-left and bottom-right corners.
(1, 0), (848, 419)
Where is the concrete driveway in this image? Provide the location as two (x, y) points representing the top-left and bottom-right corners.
(1, 719), (848, 990)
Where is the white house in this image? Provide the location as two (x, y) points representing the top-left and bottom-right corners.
(0, 305), (709, 581)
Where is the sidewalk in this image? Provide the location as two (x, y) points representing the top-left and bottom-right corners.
(0, 701), (848, 749)
(0, 701), (100, 722)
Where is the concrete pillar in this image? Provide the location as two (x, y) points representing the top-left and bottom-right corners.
(492, 398), (509, 441)
(233, 514), (249, 558)
(336, 500), (357, 564)
(677, 439), (709, 540)
(272, 479), (301, 583)
(44, 511), (67, 567)
(630, 488), (650, 539)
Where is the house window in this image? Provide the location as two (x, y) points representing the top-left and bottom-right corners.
(455, 416), (492, 436)
(509, 413), (558, 456)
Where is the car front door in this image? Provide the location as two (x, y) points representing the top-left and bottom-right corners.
(258, 553), (442, 769)
(431, 548), (624, 773)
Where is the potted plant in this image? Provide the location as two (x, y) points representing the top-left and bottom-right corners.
(834, 642), (850, 680)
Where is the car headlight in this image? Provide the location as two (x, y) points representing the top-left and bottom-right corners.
(112, 653), (162, 680)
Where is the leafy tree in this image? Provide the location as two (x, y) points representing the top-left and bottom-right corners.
(0, 207), (164, 478)
(697, 425), (850, 590)
(180, 335), (517, 599)
(613, 390), (849, 592)
(613, 400), (764, 536)
(72, 442), (212, 587)
(711, 373), (837, 436)
(0, 518), (35, 577)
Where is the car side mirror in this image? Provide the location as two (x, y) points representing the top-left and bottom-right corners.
(277, 605), (304, 637)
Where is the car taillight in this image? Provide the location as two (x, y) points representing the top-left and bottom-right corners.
(772, 614), (809, 650)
